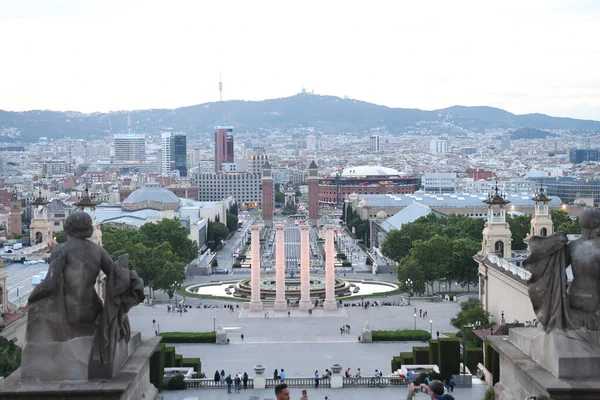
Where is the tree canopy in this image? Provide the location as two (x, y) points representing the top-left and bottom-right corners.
(0, 336), (22, 378)
(451, 298), (492, 329)
(381, 214), (483, 294)
(101, 218), (197, 298)
(551, 210), (581, 234)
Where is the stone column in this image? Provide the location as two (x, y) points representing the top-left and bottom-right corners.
(249, 225), (263, 311)
(274, 224), (287, 311)
(299, 225), (312, 311)
(323, 224), (337, 310)
(330, 363), (343, 388)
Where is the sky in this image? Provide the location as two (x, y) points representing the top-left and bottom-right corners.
(1, 0), (600, 120)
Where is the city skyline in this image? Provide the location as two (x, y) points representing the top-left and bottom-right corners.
(1, 0), (599, 120)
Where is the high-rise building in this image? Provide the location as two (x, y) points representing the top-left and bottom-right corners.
(306, 135), (317, 151)
(261, 161), (273, 227)
(369, 135), (380, 152)
(161, 132), (187, 177)
(214, 126), (234, 172)
(308, 160), (319, 227)
(429, 139), (448, 153)
(569, 149), (600, 164)
(113, 134), (146, 162)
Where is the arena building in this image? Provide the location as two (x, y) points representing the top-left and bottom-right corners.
(319, 165), (418, 204)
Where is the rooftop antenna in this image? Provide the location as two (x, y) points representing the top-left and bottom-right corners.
(219, 74), (223, 102)
(127, 114), (132, 135)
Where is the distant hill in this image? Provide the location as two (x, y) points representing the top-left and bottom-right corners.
(1, 94), (599, 141)
(509, 127), (555, 139)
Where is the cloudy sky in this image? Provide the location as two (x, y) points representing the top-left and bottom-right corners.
(1, 0), (599, 120)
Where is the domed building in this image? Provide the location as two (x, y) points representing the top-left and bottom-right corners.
(319, 165), (417, 204)
(122, 182), (180, 211)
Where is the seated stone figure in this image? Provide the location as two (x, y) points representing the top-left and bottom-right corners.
(22, 211), (144, 381)
(524, 208), (600, 331)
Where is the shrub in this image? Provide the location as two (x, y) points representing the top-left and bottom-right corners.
(483, 387), (495, 400)
(466, 347), (484, 375)
(342, 261), (352, 267)
(391, 356), (403, 373)
(163, 346), (176, 367)
(419, 371), (442, 382)
(149, 343), (166, 390)
(174, 354), (183, 367)
(399, 351), (414, 366)
(0, 336), (22, 378)
(232, 263), (242, 268)
(159, 332), (217, 343)
(372, 330), (431, 342)
(429, 339), (439, 365)
(182, 357), (202, 374)
(167, 374), (186, 390)
(192, 372), (207, 378)
(438, 338), (461, 380)
(412, 346), (430, 364)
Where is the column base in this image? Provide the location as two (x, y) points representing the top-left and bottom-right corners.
(299, 299), (312, 311)
(331, 374), (343, 388)
(253, 376), (266, 390)
(273, 300), (288, 311)
(323, 299), (337, 311)
(249, 301), (263, 311)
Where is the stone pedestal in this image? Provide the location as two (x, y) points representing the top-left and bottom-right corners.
(330, 363), (343, 388)
(216, 325), (229, 345)
(360, 321), (372, 343)
(323, 225), (337, 311)
(298, 225), (312, 311)
(0, 335), (161, 400)
(489, 327), (600, 400)
(249, 225), (263, 311)
(273, 224), (287, 312)
(253, 364), (266, 389)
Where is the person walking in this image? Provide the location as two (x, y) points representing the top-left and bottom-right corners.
(241, 333), (244, 342)
(243, 372), (248, 389)
(234, 374), (241, 393)
(314, 370), (320, 388)
(225, 374), (233, 393)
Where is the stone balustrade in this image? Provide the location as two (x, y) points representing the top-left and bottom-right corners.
(184, 375), (409, 389)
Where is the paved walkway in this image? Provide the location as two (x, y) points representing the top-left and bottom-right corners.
(162, 382), (490, 400)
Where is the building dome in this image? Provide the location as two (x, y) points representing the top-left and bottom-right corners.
(122, 182), (179, 211)
(376, 211), (388, 219)
(348, 192), (360, 201)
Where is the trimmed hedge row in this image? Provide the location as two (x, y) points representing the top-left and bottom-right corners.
(438, 338), (461, 380)
(391, 356), (403, 373)
(150, 343), (204, 390)
(484, 341), (500, 385)
(149, 343), (166, 390)
(412, 346), (430, 365)
(429, 339), (439, 365)
(372, 329), (431, 342)
(466, 347), (484, 376)
(400, 351), (414, 366)
(159, 332), (217, 343)
(182, 357), (202, 374)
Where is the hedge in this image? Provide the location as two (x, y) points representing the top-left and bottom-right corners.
(484, 341), (500, 385)
(372, 329), (431, 342)
(167, 374), (186, 390)
(182, 357), (202, 374)
(174, 354), (183, 368)
(400, 351), (414, 366)
(159, 332), (217, 343)
(164, 346), (176, 367)
(412, 346), (430, 365)
(429, 339), (439, 365)
(438, 338), (461, 381)
(149, 343), (166, 390)
(466, 347), (484, 375)
(391, 356), (403, 373)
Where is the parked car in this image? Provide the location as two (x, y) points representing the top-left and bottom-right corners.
(214, 267), (228, 275)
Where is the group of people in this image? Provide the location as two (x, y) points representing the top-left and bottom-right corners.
(344, 367), (363, 383)
(214, 370), (249, 393)
(339, 324), (351, 334)
(273, 368), (287, 381)
(417, 308), (429, 319)
(167, 304), (190, 315)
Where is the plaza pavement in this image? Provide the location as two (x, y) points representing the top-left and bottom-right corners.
(162, 384), (490, 400)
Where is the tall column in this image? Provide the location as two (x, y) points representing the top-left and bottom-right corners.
(274, 224), (287, 311)
(249, 225), (263, 311)
(308, 160), (319, 227)
(323, 225), (337, 310)
(299, 225), (312, 311)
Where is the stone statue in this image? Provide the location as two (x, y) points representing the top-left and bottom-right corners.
(21, 211), (144, 380)
(524, 208), (600, 332)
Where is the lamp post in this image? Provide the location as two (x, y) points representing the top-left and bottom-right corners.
(213, 316), (216, 332)
(413, 313), (417, 330)
(430, 320), (433, 337)
(406, 279), (413, 305)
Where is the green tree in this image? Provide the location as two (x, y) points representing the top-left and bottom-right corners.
(396, 257), (428, 295)
(557, 218), (581, 234)
(138, 219), (198, 264)
(551, 210), (571, 232)
(446, 238), (480, 290)
(406, 235), (452, 293)
(451, 298), (492, 329)
(54, 231), (66, 244)
(226, 213), (239, 232)
(0, 336), (21, 378)
(229, 202), (238, 216)
(275, 192), (285, 204)
(506, 214), (532, 250)
(207, 221), (229, 250)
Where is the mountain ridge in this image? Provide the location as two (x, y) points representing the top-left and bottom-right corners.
(1, 94), (599, 141)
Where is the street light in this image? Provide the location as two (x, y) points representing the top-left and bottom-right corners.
(406, 279), (413, 305)
(430, 320), (433, 337)
(413, 313), (417, 330)
(213, 316), (216, 332)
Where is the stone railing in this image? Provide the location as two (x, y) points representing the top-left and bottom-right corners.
(487, 254), (531, 281)
(343, 376), (410, 386)
(185, 378), (254, 389)
(266, 377), (331, 388)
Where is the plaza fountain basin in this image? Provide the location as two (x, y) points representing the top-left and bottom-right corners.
(185, 278), (398, 300)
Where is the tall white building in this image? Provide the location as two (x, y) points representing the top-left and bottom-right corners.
(114, 134), (146, 162)
(306, 135), (317, 151)
(421, 172), (458, 193)
(369, 135), (381, 152)
(161, 132), (187, 177)
(429, 139), (448, 154)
